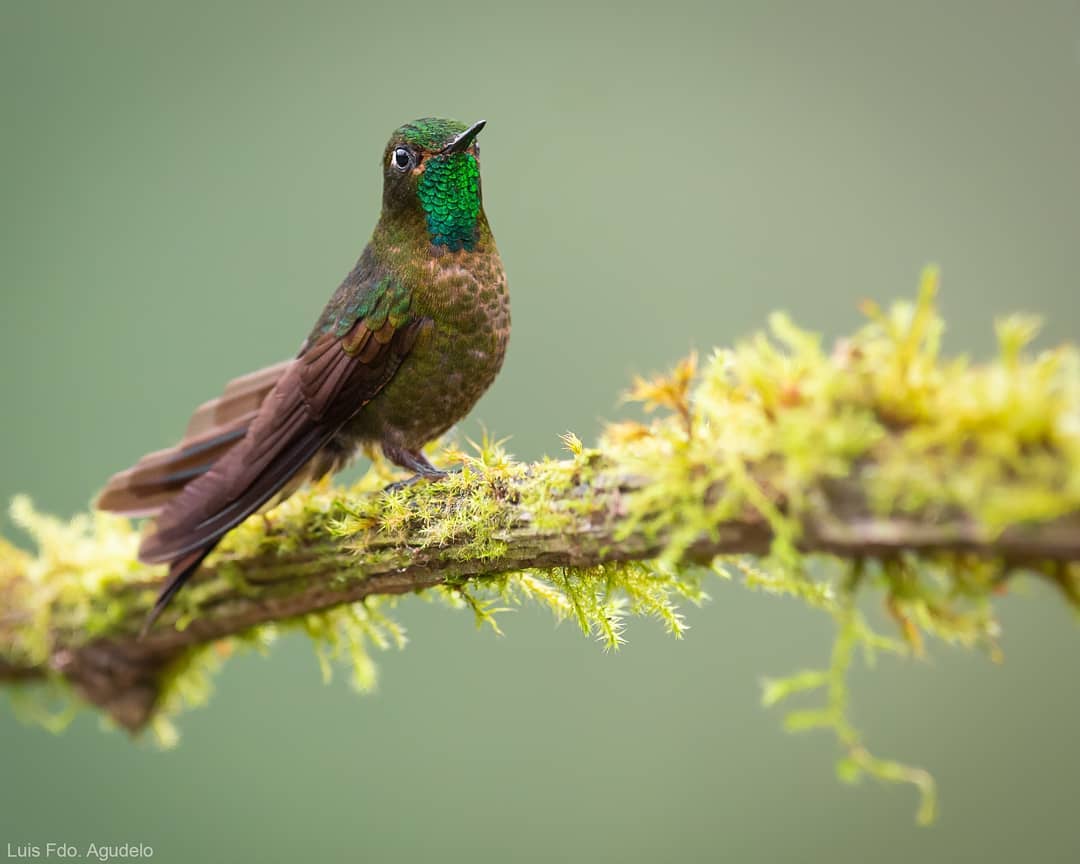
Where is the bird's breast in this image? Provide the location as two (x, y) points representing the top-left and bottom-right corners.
(414, 248), (510, 391)
(355, 247), (509, 449)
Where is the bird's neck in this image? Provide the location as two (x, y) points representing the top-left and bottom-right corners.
(372, 207), (492, 265)
(375, 152), (484, 256)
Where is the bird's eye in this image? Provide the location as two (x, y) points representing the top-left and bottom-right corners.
(392, 147), (412, 170)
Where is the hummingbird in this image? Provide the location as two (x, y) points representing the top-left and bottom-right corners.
(97, 118), (509, 633)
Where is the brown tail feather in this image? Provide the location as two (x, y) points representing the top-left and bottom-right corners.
(96, 360), (292, 517)
(140, 546), (214, 637)
(96, 416), (254, 516)
(183, 360), (292, 439)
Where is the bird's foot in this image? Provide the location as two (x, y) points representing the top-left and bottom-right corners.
(381, 464), (465, 493)
(381, 445), (458, 493)
(382, 471), (448, 493)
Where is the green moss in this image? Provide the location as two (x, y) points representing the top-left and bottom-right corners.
(599, 268), (1079, 822)
(2, 272), (1078, 824)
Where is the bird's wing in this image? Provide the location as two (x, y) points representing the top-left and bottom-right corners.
(96, 361), (292, 517)
(138, 267), (424, 564)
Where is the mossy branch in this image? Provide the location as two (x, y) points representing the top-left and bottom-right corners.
(3, 271), (1078, 823)
(5, 445), (1076, 730)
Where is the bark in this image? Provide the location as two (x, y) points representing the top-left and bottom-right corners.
(2, 457), (1078, 732)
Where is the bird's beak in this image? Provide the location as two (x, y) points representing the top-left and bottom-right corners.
(440, 120), (486, 154)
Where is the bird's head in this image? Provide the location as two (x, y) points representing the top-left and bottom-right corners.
(380, 118), (487, 253)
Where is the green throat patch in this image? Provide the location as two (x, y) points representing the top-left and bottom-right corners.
(418, 152), (481, 252)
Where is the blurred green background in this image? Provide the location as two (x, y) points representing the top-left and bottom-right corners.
(2, 1), (1079, 861)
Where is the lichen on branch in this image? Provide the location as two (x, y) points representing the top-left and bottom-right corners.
(2, 270), (1078, 824)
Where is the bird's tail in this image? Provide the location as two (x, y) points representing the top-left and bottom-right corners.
(140, 546), (215, 638)
(97, 360), (291, 518)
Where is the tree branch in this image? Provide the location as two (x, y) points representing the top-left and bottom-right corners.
(2, 455), (1078, 732)
(3, 282), (1078, 740)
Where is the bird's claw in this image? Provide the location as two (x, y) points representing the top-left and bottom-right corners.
(382, 468), (452, 494)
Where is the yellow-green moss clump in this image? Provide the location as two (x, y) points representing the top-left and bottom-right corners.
(603, 268), (1079, 823)
(2, 270), (1078, 824)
